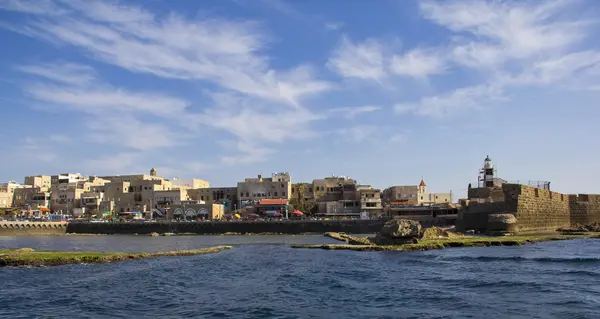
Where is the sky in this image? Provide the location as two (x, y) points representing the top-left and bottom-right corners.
(1, 0), (600, 198)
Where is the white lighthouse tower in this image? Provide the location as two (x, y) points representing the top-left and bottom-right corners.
(478, 155), (497, 188)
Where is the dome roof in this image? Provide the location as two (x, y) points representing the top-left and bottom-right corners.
(485, 155), (492, 162)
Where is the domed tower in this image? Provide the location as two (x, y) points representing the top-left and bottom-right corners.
(150, 168), (157, 177)
(478, 155), (496, 188)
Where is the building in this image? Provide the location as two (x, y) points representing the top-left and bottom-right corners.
(168, 203), (225, 220)
(237, 172), (291, 208)
(170, 178), (210, 190)
(51, 173), (88, 185)
(0, 181), (30, 208)
(187, 187), (237, 213)
(358, 185), (383, 217)
(50, 177), (108, 213)
(468, 155), (549, 204)
(24, 175), (51, 190)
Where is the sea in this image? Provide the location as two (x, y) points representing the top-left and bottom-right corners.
(1, 235), (599, 319)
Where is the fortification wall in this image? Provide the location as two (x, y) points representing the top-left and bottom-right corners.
(0, 222), (68, 236)
(512, 185), (571, 233)
(569, 194), (600, 225)
(459, 184), (600, 233)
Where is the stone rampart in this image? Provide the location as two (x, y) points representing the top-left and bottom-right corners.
(0, 221), (68, 235)
(458, 184), (600, 233)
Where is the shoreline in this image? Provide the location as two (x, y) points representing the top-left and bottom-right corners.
(0, 246), (232, 267)
(292, 233), (600, 252)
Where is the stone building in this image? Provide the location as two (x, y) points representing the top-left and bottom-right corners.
(187, 187), (237, 213)
(382, 179), (452, 207)
(24, 175), (51, 190)
(237, 172), (291, 208)
(0, 181), (30, 208)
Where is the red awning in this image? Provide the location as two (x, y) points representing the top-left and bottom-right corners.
(291, 210), (303, 215)
(248, 213), (259, 217)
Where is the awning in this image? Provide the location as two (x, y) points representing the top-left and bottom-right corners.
(40, 207), (50, 212)
(291, 210), (303, 215)
(265, 210), (279, 216)
(248, 213), (259, 218)
(234, 213), (241, 219)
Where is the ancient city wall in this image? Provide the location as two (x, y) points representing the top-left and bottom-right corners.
(569, 194), (600, 225)
(459, 184), (600, 233)
(510, 185), (570, 233)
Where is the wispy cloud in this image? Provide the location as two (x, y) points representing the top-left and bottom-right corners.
(325, 22), (344, 31)
(1, 0), (339, 166)
(328, 105), (382, 119)
(389, 0), (600, 117)
(2, 0), (332, 106)
(390, 48), (448, 78)
(327, 36), (387, 83)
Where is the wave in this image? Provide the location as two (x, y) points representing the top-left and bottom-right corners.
(437, 255), (600, 264)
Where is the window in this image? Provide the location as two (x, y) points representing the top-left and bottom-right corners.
(420, 196), (423, 200)
(282, 192), (285, 196)
(201, 196), (204, 200)
(274, 192), (278, 196)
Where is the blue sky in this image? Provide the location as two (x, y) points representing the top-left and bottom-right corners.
(1, 0), (600, 197)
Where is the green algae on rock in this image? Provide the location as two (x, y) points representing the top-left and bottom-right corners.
(292, 234), (593, 252)
(0, 246), (232, 267)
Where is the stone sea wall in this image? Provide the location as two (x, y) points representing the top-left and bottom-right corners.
(65, 219), (389, 235)
(0, 221), (68, 235)
(458, 184), (600, 233)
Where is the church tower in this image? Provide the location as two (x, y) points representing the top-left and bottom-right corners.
(418, 178), (427, 194)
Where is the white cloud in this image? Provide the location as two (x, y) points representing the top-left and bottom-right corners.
(2, 0), (332, 106)
(48, 134), (71, 143)
(17, 63), (96, 86)
(335, 125), (378, 143)
(390, 48), (447, 78)
(0, 0), (65, 15)
(325, 22), (344, 31)
(389, 0), (600, 117)
(327, 36), (386, 83)
(393, 103), (417, 115)
(328, 105), (382, 119)
(84, 152), (141, 176)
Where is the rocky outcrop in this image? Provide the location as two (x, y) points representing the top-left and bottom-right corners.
(370, 219), (421, 245)
(559, 222), (600, 233)
(324, 232), (372, 245)
(487, 213), (518, 233)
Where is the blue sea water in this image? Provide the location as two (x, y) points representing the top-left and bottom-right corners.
(1, 235), (600, 319)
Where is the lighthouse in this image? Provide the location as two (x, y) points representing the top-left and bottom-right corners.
(478, 155), (496, 188)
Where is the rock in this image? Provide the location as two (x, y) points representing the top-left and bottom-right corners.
(14, 248), (35, 252)
(150, 232), (159, 237)
(369, 219), (422, 245)
(487, 213), (518, 233)
(380, 219), (421, 238)
(421, 226), (445, 240)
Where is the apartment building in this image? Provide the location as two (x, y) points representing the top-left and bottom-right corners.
(51, 177), (108, 213)
(187, 187), (237, 213)
(24, 175), (51, 190)
(0, 181), (30, 208)
(237, 172), (291, 208)
(358, 185), (383, 216)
